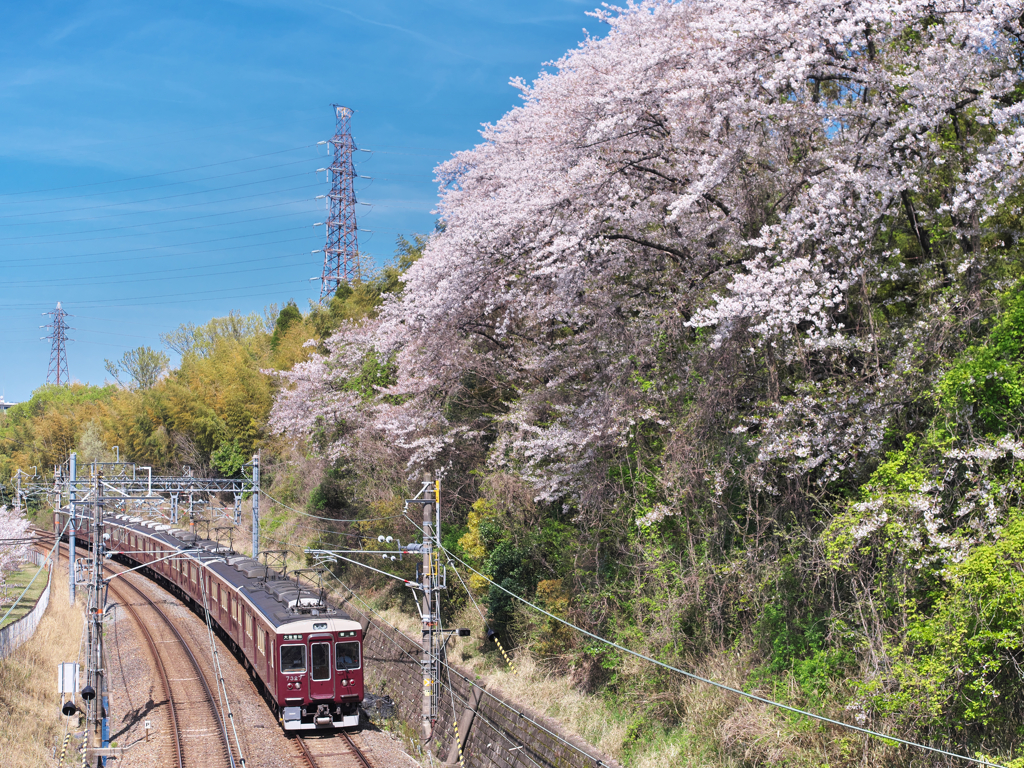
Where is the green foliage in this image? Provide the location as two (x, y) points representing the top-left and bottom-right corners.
(871, 508), (1024, 729)
(307, 235), (426, 339)
(211, 439), (246, 477)
(104, 346), (169, 390)
(308, 468), (349, 515)
(270, 300), (302, 351)
(937, 286), (1024, 436)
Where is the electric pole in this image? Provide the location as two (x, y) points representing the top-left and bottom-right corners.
(304, 472), (468, 748)
(251, 452), (260, 558)
(83, 470), (107, 766)
(420, 475), (436, 739)
(69, 452), (77, 603)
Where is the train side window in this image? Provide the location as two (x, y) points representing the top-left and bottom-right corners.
(281, 644), (305, 673)
(336, 642), (360, 670)
(270, 641), (274, 670)
(258, 629), (265, 655)
(246, 613), (252, 639)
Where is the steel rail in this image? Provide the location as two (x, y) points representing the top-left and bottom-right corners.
(294, 732), (373, 768)
(106, 577), (185, 768)
(105, 565), (236, 767)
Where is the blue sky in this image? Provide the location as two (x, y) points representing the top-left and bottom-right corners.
(0, 0), (596, 401)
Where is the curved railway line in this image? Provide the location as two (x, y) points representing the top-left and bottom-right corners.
(106, 568), (238, 768)
(31, 527), (383, 768)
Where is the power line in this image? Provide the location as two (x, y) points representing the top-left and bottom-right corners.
(440, 548), (1009, 768)
(0, 200), (317, 244)
(0, 144), (319, 198)
(0, 228), (314, 270)
(0, 279), (315, 309)
(0, 172), (317, 221)
(0, 183), (321, 228)
(1, 244), (312, 287)
(0, 157), (317, 206)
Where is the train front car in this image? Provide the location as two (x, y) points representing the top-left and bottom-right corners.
(276, 616), (364, 730)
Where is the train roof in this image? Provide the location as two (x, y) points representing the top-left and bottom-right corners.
(98, 512), (357, 631)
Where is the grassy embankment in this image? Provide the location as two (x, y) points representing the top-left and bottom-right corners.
(0, 558), (84, 768)
(0, 564), (51, 630)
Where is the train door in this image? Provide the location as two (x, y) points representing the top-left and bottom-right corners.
(308, 634), (334, 700)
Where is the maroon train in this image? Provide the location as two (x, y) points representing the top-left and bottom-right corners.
(56, 508), (364, 731)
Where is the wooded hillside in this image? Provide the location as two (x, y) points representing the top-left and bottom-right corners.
(4, 0), (1024, 763)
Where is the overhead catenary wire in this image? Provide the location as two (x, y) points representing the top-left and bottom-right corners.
(440, 549), (1008, 768)
(322, 571), (559, 768)
(252, 530), (599, 766)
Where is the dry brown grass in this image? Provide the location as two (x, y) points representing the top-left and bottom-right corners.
(0, 557), (84, 768)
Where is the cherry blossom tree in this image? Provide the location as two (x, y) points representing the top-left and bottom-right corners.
(272, 0), (1024, 510)
(0, 505), (29, 575)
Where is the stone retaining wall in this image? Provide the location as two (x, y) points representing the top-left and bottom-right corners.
(346, 598), (620, 768)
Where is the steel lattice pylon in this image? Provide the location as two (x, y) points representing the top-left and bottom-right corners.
(43, 301), (71, 386)
(320, 104), (360, 301)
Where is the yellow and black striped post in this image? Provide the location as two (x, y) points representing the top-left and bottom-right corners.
(493, 635), (517, 674)
(57, 732), (70, 766)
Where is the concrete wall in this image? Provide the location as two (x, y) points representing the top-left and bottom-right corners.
(348, 598), (621, 768)
(0, 551), (53, 660)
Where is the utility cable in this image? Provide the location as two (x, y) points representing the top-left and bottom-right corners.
(0, 157), (317, 206)
(0, 172), (317, 221)
(441, 549), (1008, 768)
(0, 144), (319, 198)
(0, 199), (316, 244)
(110, 603), (134, 710)
(198, 569), (245, 768)
(0, 183), (321, 228)
(0, 224), (316, 268)
(260, 489), (405, 524)
(323, 571), (554, 768)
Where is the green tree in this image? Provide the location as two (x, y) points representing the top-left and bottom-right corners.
(104, 346), (169, 390)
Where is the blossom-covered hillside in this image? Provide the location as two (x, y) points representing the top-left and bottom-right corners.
(270, 0), (1024, 763)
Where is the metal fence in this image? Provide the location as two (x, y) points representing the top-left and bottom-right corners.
(0, 551), (53, 659)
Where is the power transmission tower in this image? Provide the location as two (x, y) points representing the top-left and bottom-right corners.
(320, 104), (360, 301)
(42, 301), (71, 385)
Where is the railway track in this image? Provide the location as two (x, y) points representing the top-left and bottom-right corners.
(106, 567), (239, 768)
(294, 731), (373, 768)
(38, 526), (379, 768)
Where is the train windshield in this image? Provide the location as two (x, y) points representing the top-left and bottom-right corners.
(280, 644), (306, 673)
(311, 643), (331, 681)
(336, 642), (360, 670)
